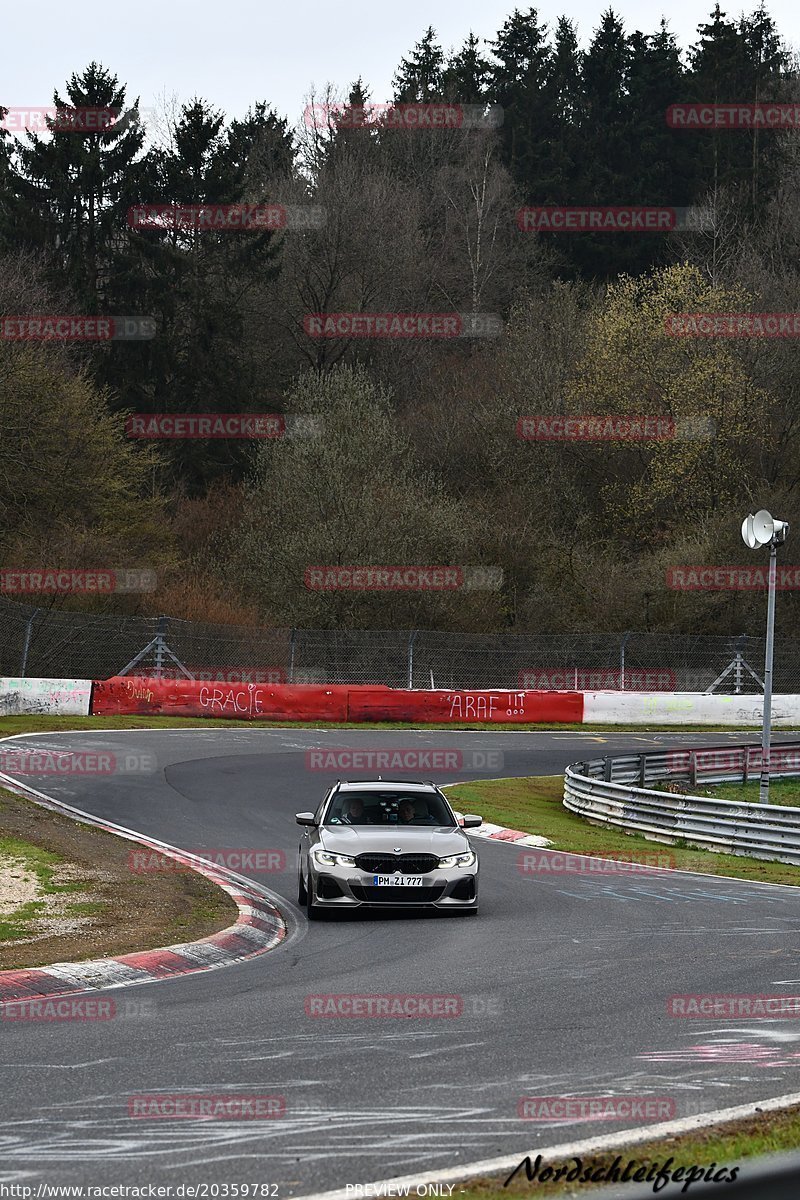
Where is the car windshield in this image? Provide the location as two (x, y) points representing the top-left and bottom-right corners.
(324, 790), (456, 827)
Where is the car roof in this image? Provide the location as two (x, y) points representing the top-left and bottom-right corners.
(336, 780), (440, 793)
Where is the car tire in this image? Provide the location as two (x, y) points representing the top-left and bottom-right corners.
(298, 866), (307, 905)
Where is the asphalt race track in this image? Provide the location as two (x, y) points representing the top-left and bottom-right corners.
(1, 726), (800, 1194)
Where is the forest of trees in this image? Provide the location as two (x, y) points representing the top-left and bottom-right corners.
(2, 3), (799, 635)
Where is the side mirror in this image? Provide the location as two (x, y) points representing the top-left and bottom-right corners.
(462, 814), (483, 829)
(295, 812), (317, 826)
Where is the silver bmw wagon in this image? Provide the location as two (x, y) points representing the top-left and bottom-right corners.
(296, 780), (482, 918)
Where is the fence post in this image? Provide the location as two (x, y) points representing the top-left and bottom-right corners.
(407, 630), (419, 690)
(152, 616), (167, 678)
(288, 628), (297, 684)
(735, 633), (746, 695)
(620, 631), (632, 690)
(20, 608), (40, 678)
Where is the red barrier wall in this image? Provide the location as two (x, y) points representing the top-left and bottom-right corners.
(346, 688), (584, 724)
(91, 678), (584, 724)
(91, 677), (350, 721)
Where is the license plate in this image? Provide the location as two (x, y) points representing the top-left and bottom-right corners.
(372, 875), (423, 886)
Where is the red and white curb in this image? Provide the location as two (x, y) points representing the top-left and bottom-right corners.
(470, 821), (552, 846)
(0, 771), (287, 1003)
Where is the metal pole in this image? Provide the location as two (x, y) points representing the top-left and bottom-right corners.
(620, 631), (631, 690)
(760, 540), (777, 804)
(20, 609), (40, 677)
(407, 630), (418, 690)
(154, 616), (167, 679)
(288, 628), (296, 685)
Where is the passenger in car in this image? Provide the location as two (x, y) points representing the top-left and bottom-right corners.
(413, 798), (437, 823)
(397, 799), (416, 823)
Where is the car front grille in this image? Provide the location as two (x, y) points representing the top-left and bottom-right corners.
(354, 853), (439, 875)
(350, 884), (445, 904)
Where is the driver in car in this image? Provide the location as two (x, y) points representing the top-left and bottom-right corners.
(397, 799), (416, 824)
(341, 797), (367, 824)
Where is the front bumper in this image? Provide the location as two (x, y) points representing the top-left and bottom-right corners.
(308, 862), (478, 908)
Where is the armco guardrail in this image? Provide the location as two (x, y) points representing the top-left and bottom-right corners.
(564, 741), (800, 865)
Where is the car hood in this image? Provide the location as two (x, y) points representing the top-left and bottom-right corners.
(319, 826), (470, 856)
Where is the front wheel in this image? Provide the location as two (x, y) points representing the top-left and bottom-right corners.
(298, 866), (307, 905)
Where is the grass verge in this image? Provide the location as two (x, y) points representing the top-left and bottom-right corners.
(684, 777), (800, 808)
(446, 775), (800, 887)
(0, 786), (237, 970)
(456, 1104), (800, 1197)
(1, 714), (799, 737)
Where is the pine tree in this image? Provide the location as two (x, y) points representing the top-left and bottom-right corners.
(738, 3), (788, 207)
(443, 33), (492, 104)
(0, 106), (14, 252)
(541, 17), (584, 203)
(488, 8), (553, 196)
(581, 8), (631, 194)
(393, 28), (445, 102)
(225, 102), (295, 193)
(105, 98), (283, 490)
(11, 63), (148, 307)
(689, 5), (752, 202)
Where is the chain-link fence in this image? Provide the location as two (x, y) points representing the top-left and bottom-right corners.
(0, 594), (795, 692)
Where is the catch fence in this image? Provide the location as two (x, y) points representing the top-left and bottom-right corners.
(0, 596), (792, 692)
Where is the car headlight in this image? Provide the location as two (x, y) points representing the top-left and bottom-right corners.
(312, 849), (356, 867)
(437, 850), (476, 869)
